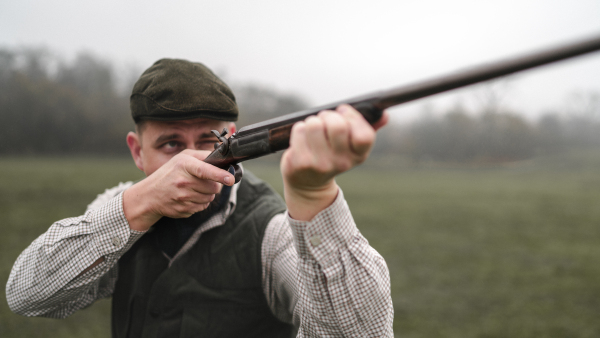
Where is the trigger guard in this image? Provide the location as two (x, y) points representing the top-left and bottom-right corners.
(228, 164), (243, 184)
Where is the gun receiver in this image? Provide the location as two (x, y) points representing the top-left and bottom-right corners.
(205, 33), (600, 182)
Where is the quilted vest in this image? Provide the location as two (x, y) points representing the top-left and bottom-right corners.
(111, 171), (293, 338)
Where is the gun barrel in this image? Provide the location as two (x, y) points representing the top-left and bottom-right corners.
(374, 33), (600, 110)
(205, 33), (600, 174)
(237, 33), (600, 137)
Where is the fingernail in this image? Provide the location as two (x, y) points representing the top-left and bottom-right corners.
(224, 176), (231, 184)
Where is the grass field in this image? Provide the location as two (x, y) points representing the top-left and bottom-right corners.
(1, 153), (600, 337)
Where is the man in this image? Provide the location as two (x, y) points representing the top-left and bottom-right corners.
(7, 59), (393, 337)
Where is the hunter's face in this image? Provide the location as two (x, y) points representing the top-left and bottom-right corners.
(128, 118), (236, 176)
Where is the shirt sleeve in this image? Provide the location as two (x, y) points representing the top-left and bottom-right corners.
(5, 184), (145, 319)
(261, 189), (394, 337)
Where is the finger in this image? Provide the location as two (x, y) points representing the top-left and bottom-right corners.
(187, 201), (212, 213)
(285, 115), (331, 174)
(172, 182), (217, 204)
(303, 115), (332, 160)
(182, 149), (212, 161)
(188, 179), (222, 196)
(173, 201), (210, 218)
(372, 110), (390, 131)
(336, 104), (376, 156)
(319, 110), (351, 155)
(181, 152), (235, 186)
(288, 120), (307, 151)
(181, 149), (235, 186)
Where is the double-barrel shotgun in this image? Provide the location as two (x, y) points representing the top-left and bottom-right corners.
(205, 33), (600, 182)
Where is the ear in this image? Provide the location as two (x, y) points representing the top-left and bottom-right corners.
(227, 122), (237, 136)
(126, 131), (144, 171)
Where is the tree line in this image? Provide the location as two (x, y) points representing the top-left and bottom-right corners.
(374, 97), (600, 162)
(1, 46), (599, 161)
(0, 47), (133, 155)
(0, 47), (308, 156)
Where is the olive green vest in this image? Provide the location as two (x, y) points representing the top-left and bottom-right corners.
(111, 172), (293, 338)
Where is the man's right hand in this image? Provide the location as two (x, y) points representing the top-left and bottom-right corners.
(122, 149), (235, 232)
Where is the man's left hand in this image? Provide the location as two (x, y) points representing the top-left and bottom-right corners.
(281, 104), (388, 221)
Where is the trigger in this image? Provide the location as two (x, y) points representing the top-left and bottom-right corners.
(228, 164), (243, 184)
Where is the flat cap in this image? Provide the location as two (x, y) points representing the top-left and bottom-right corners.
(130, 58), (238, 123)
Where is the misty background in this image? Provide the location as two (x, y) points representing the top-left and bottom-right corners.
(3, 1), (600, 337)
(1, 0), (599, 160)
(0, 45), (599, 162)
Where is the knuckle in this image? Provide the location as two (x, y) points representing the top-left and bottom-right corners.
(174, 178), (189, 189)
(195, 203), (210, 213)
(200, 181), (219, 195)
(329, 121), (348, 138)
(317, 110), (334, 119)
(341, 104), (361, 117)
(305, 116), (323, 128)
(173, 154), (188, 168)
(307, 114), (320, 121)
(354, 130), (375, 147)
(174, 192), (190, 203)
(172, 203), (188, 214)
(318, 109), (336, 116)
(198, 194), (213, 204)
(194, 164), (208, 179)
(209, 181), (220, 193)
(292, 121), (306, 133)
(198, 164), (218, 181)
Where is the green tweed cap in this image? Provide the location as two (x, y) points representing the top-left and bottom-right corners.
(130, 58), (238, 123)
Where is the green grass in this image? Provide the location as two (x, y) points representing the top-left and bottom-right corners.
(2, 153), (600, 337)
(0, 157), (145, 338)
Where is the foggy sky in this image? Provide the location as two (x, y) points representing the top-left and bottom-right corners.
(1, 0), (599, 122)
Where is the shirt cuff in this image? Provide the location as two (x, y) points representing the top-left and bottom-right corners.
(287, 189), (357, 268)
(90, 191), (145, 259)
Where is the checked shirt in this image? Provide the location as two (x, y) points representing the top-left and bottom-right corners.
(7, 179), (393, 337)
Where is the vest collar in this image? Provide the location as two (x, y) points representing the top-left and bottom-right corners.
(167, 164), (243, 265)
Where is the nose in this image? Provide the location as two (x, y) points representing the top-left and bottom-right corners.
(185, 141), (209, 151)
(185, 142), (197, 150)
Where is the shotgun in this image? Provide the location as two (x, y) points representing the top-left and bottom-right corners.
(205, 33), (600, 182)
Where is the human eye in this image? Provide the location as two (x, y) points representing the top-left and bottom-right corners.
(162, 140), (183, 153)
